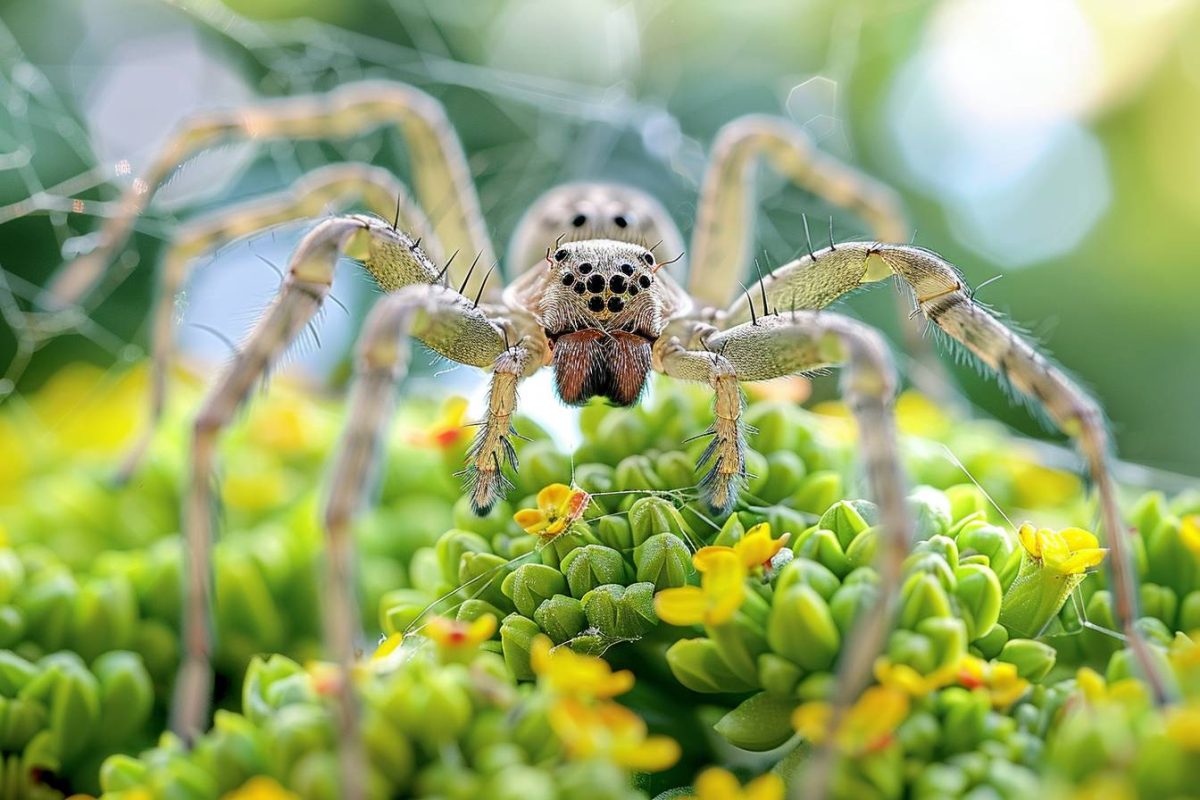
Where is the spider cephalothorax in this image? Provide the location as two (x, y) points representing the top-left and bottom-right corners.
(45, 77), (1163, 797)
(536, 239), (686, 406)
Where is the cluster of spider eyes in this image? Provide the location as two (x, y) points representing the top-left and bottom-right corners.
(554, 249), (654, 314)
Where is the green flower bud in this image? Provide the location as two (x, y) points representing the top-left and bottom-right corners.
(665, 638), (758, 694)
(946, 484), (990, 526)
(383, 668), (472, 747)
(914, 763), (969, 799)
(613, 454), (666, 495)
(581, 582), (657, 639)
(573, 464), (615, 514)
(907, 486), (953, 541)
(460, 552), (515, 611)
(1145, 515), (1196, 598)
(743, 449), (770, 499)
(745, 402), (803, 452)
(100, 753), (148, 791)
(775, 558), (840, 601)
(0, 650), (36, 695)
(93, 651), (153, 743)
(911, 535), (959, 574)
(972, 623), (1009, 660)
(1080, 591), (1121, 662)
(954, 563), (1003, 641)
(598, 408), (658, 462)
(480, 765), (556, 800)
(1106, 642), (1172, 686)
(900, 573), (954, 629)
(917, 616), (968, 670)
(416, 762), (484, 800)
(758, 653), (804, 696)
(0, 696), (46, 751)
(793, 529), (850, 578)
(500, 614), (541, 680)
(20, 570), (78, 652)
(997, 639), (1056, 682)
(0, 606), (21, 649)
(633, 533), (691, 590)
(887, 630), (937, 674)
(532, 595), (586, 644)
(627, 497), (693, 548)
(765, 507), (811, 542)
(1134, 615), (1174, 647)
(794, 671), (835, 702)
(557, 759), (641, 800)
(594, 516), (633, 553)
(714, 691), (799, 751)
(514, 441), (572, 498)
(955, 521), (1017, 584)
(502, 564), (566, 618)
(380, 589), (433, 637)
(937, 686), (988, 754)
(768, 585), (839, 671)
(437, 530), (492, 586)
(656, 450), (697, 491)
(828, 581), (879, 638)
(1182, 590), (1200, 632)
(1141, 583), (1178, 629)
(754, 451), (806, 505)
(0, 551), (24, 605)
(791, 472), (843, 516)
(818, 500), (878, 550)
(452, 495), (513, 537)
(561, 546), (629, 598)
(456, 599), (508, 626)
(899, 711), (943, 764)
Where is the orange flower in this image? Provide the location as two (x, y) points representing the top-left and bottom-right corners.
(423, 614), (497, 654)
(793, 686), (909, 755)
(409, 396), (471, 449)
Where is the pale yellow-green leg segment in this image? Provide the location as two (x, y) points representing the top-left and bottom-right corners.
(674, 311), (912, 800)
(688, 115), (906, 310)
(119, 163), (437, 481)
(47, 80), (496, 308)
(178, 214), (453, 762)
(323, 283), (508, 800)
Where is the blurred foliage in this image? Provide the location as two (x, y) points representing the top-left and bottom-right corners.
(0, 0), (1197, 475)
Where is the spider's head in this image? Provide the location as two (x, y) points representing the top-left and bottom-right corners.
(539, 239), (666, 407)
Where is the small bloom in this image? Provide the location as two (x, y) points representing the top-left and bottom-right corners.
(684, 767), (784, 800)
(408, 395), (471, 449)
(530, 635), (635, 700)
(221, 776), (300, 800)
(873, 657), (958, 698)
(423, 614), (497, 651)
(1017, 524), (1107, 575)
(1075, 667), (1148, 706)
(514, 483), (590, 539)
(695, 524), (790, 573)
(792, 686), (909, 755)
(1164, 703), (1200, 751)
(1180, 515), (1200, 558)
(957, 656), (1029, 709)
(655, 549), (746, 627)
(549, 697), (680, 772)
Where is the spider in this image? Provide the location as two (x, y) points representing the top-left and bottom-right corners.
(43, 80), (1162, 795)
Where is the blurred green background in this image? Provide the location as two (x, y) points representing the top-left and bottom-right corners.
(0, 0), (1196, 474)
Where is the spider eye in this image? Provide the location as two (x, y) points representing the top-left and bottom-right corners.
(613, 215), (628, 229)
(640, 252), (655, 266)
(619, 263), (634, 276)
(554, 248), (569, 262)
(571, 214), (588, 228)
(587, 296), (605, 312)
(638, 275), (651, 289)
(578, 262), (593, 275)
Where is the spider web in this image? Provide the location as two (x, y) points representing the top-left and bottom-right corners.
(0, 0), (871, 405)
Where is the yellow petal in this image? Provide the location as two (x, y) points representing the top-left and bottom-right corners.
(1059, 526), (1100, 551)
(537, 483), (573, 512)
(1058, 548), (1107, 575)
(615, 735), (681, 772)
(439, 396), (470, 427)
(530, 635), (554, 675)
(745, 773), (786, 800)
(1018, 523), (1040, 557)
(467, 614), (498, 644)
(372, 633), (403, 660)
(654, 587), (708, 626)
(734, 529), (784, 569)
(693, 767), (742, 799)
(514, 509), (549, 533)
(693, 545), (738, 572)
(792, 701), (832, 743)
(1181, 516), (1200, 557)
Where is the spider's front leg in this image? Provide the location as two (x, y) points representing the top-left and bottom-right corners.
(662, 312), (916, 799)
(175, 213), (457, 742)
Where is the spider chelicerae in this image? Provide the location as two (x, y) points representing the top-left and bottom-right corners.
(42, 80), (1162, 793)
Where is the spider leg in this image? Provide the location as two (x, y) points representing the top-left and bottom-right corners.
(687, 115), (906, 310)
(660, 312), (913, 796)
(175, 213), (452, 742)
(323, 284), (509, 800)
(117, 163), (436, 482)
(727, 240), (1170, 702)
(46, 80), (497, 309)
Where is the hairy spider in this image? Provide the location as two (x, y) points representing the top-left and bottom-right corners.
(44, 80), (1163, 796)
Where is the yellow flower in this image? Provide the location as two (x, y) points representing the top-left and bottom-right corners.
(531, 635), (635, 699)
(684, 767), (784, 800)
(514, 483), (590, 539)
(957, 656), (1029, 710)
(1010, 458), (1082, 509)
(1165, 703), (1200, 751)
(1017, 523), (1107, 575)
(894, 391), (952, 438)
(655, 548), (746, 627)
(423, 614), (497, 651)
(793, 685), (909, 755)
(695, 524), (790, 573)
(745, 375), (811, 404)
(1075, 667), (1148, 706)
(874, 657), (958, 697)
(221, 776), (300, 800)
(1180, 515), (1200, 558)
(549, 697), (680, 772)
(409, 395), (471, 450)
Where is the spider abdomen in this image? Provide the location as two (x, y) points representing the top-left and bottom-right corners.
(552, 329), (651, 407)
